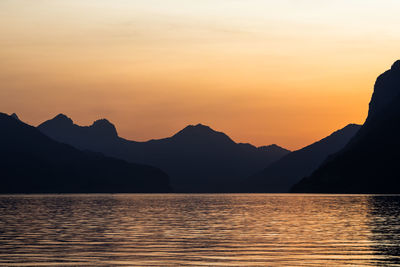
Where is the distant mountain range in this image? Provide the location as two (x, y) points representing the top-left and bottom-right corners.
(38, 117), (290, 192)
(0, 113), (171, 193)
(242, 123), (361, 192)
(292, 60), (400, 193)
(7, 60), (398, 194)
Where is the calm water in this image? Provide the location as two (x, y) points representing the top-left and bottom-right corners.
(0, 194), (400, 266)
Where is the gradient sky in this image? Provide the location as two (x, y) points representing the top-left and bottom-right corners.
(1, 0), (399, 150)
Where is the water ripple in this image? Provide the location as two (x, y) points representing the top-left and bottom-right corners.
(0, 194), (400, 266)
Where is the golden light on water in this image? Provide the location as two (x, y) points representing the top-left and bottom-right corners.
(2, 194), (399, 266)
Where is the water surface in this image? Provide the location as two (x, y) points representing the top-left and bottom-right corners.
(0, 194), (400, 266)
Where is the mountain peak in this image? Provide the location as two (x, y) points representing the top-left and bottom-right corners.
(52, 114), (73, 125)
(368, 60), (400, 118)
(391, 60), (400, 71)
(177, 123), (217, 134)
(260, 144), (289, 150)
(91, 119), (118, 137)
(92, 118), (113, 127)
(38, 115), (120, 147)
(262, 144), (281, 149)
(10, 113), (20, 121)
(258, 144), (291, 154)
(172, 124), (234, 144)
(187, 123), (213, 131)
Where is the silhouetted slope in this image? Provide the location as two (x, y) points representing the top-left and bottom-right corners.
(10, 113), (19, 120)
(37, 114), (119, 151)
(243, 124), (361, 192)
(0, 113), (171, 193)
(38, 119), (289, 192)
(292, 60), (400, 193)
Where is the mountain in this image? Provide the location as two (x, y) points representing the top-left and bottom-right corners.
(37, 114), (119, 150)
(10, 113), (20, 120)
(0, 113), (171, 193)
(242, 123), (361, 192)
(292, 60), (400, 193)
(38, 118), (290, 192)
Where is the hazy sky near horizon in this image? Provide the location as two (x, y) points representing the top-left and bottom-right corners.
(1, 0), (399, 149)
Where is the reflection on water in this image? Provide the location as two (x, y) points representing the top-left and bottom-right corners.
(368, 196), (400, 265)
(0, 194), (400, 266)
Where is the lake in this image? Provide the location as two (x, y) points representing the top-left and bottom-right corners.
(0, 194), (400, 266)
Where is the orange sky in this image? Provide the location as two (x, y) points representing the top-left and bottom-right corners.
(1, 0), (399, 150)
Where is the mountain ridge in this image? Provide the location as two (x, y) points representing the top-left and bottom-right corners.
(241, 123), (361, 192)
(38, 115), (290, 192)
(292, 60), (400, 193)
(0, 113), (172, 193)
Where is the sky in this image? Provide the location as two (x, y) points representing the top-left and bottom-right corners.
(0, 0), (399, 150)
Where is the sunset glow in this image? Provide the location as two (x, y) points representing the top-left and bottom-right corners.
(1, 0), (399, 149)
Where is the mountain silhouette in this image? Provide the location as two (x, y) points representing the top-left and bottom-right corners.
(0, 113), (171, 193)
(38, 118), (290, 192)
(10, 113), (20, 120)
(242, 123), (361, 192)
(292, 60), (400, 193)
(38, 114), (119, 149)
